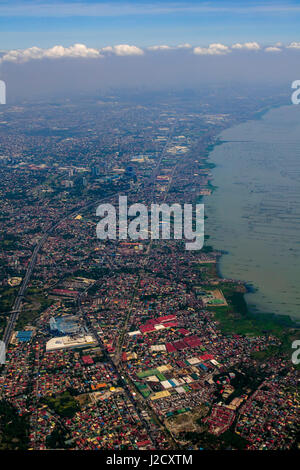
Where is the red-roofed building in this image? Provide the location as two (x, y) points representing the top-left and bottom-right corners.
(200, 354), (214, 361)
(140, 325), (155, 334)
(173, 340), (187, 350)
(166, 343), (176, 353)
(179, 328), (189, 336)
(158, 314), (177, 323)
(163, 321), (178, 328)
(82, 355), (94, 365)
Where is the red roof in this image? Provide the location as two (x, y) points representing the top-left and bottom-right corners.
(173, 340), (187, 350)
(184, 335), (202, 347)
(179, 328), (189, 336)
(199, 354), (214, 361)
(137, 440), (151, 447)
(158, 314), (176, 323)
(166, 343), (176, 353)
(82, 355), (94, 365)
(140, 325), (155, 334)
(163, 321), (178, 328)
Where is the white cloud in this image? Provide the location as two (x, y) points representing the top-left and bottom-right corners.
(100, 46), (114, 53)
(0, 43), (102, 63)
(193, 43), (230, 55)
(0, 43), (145, 64)
(147, 44), (192, 51)
(102, 44), (144, 56)
(147, 45), (172, 51)
(232, 42), (260, 50)
(1, 40), (296, 66)
(177, 43), (192, 49)
(287, 42), (300, 49)
(265, 46), (282, 52)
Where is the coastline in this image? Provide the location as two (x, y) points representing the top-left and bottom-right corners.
(201, 104), (300, 340)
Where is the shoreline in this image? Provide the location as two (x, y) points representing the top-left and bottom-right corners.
(201, 103), (300, 333)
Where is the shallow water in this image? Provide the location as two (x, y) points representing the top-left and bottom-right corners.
(205, 105), (300, 321)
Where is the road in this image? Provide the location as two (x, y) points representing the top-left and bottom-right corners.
(114, 124), (178, 364)
(2, 231), (49, 346)
(1, 129), (177, 445)
(1, 197), (114, 347)
(78, 293), (159, 448)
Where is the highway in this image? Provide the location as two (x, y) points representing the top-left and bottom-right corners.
(1, 131), (177, 445)
(1, 197), (114, 347)
(2, 231), (49, 346)
(114, 124), (177, 364)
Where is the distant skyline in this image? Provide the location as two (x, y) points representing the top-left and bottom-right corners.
(1, 0), (300, 49)
(1, 1), (300, 101)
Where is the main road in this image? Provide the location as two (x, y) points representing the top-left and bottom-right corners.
(1, 196), (114, 347)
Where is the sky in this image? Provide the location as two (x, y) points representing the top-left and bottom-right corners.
(1, 0), (300, 49)
(1, 1), (300, 100)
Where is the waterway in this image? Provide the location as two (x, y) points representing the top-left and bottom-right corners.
(205, 104), (300, 322)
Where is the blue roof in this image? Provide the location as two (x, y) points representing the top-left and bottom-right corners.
(17, 331), (33, 342)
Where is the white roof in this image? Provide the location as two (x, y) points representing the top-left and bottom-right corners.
(187, 357), (200, 365)
(161, 380), (172, 389)
(46, 335), (96, 351)
(150, 344), (166, 352)
(128, 330), (142, 336)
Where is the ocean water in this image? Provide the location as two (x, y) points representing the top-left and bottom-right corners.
(205, 105), (300, 321)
